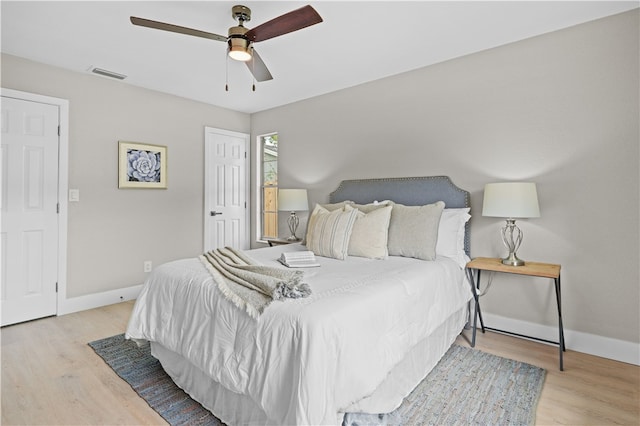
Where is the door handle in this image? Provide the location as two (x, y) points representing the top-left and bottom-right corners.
(210, 211), (223, 216)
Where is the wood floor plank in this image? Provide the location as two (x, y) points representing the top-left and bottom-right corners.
(1, 301), (166, 426)
(1, 301), (638, 425)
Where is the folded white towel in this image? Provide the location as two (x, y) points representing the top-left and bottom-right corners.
(279, 251), (320, 268)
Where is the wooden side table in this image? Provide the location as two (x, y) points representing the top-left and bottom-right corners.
(466, 257), (566, 371)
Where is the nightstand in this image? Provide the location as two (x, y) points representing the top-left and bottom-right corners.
(266, 238), (300, 247)
(466, 257), (565, 370)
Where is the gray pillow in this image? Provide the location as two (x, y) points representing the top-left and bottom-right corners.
(387, 201), (445, 261)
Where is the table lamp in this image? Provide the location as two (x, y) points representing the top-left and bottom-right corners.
(482, 182), (540, 266)
(278, 189), (309, 241)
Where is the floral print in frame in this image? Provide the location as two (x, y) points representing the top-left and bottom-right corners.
(118, 141), (167, 189)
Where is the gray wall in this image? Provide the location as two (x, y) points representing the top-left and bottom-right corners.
(2, 54), (250, 298)
(251, 10), (639, 343)
(2, 9), (637, 345)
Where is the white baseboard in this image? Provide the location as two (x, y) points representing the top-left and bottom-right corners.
(58, 284), (143, 316)
(481, 312), (640, 366)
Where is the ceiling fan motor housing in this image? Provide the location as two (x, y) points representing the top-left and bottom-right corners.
(232, 5), (251, 23)
(228, 25), (251, 61)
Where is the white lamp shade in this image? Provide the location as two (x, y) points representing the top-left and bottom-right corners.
(278, 189), (309, 211)
(482, 182), (540, 218)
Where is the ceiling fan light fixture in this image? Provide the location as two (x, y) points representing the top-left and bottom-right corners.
(228, 46), (252, 61)
(228, 36), (252, 61)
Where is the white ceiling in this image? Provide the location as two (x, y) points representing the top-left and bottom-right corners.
(2, 1), (637, 113)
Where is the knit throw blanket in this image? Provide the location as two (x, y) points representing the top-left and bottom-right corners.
(199, 247), (312, 319)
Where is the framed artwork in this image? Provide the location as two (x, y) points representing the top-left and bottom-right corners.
(118, 141), (167, 189)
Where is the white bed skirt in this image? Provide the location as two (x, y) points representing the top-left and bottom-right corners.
(151, 305), (468, 426)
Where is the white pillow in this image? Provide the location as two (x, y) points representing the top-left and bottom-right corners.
(351, 200), (392, 213)
(320, 200), (354, 211)
(305, 204), (358, 260)
(387, 201), (445, 261)
(436, 208), (471, 267)
(345, 204), (392, 259)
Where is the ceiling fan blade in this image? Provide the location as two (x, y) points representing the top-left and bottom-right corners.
(246, 49), (273, 82)
(130, 16), (227, 42)
(244, 5), (322, 43)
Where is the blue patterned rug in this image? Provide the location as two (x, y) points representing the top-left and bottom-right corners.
(89, 334), (545, 425)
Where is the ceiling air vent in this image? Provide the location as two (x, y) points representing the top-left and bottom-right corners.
(90, 67), (127, 80)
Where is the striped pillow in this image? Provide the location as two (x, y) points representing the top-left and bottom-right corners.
(306, 204), (358, 260)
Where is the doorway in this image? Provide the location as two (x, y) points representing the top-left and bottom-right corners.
(203, 127), (250, 251)
(1, 89), (68, 326)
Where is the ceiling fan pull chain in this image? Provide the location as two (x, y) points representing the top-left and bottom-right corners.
(225, 53), (229, 91)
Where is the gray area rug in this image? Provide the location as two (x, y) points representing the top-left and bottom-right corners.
(89, 334), (545, 426)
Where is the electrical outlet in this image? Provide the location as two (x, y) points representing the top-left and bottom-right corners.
(143, 261), (152, 273)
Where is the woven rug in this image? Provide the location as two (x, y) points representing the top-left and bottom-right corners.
(89, 334), (545, 426)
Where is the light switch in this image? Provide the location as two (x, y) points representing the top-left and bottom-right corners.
(69, 189), (80, 202)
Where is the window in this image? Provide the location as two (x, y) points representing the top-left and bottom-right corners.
(260, 133), (278, 239)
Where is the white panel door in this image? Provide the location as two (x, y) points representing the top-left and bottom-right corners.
(204, 127), (249, 251)
(1, 96), (59, 326)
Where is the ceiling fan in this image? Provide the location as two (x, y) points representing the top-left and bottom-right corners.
(130, 4), (323, 84)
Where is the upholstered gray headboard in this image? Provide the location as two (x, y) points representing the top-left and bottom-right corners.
(329, 176), (471, 255)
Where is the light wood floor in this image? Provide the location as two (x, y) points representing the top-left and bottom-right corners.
(1, 301), (638, 425)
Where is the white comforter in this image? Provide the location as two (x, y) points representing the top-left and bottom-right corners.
(126, 245), (472, 425)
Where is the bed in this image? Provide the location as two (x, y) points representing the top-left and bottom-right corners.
(126, 176), (473, 426)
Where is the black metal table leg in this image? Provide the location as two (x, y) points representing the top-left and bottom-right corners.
(555, 274), (565, 371)
(475, 270), (485, 332)
(466, 268), (485, 347)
